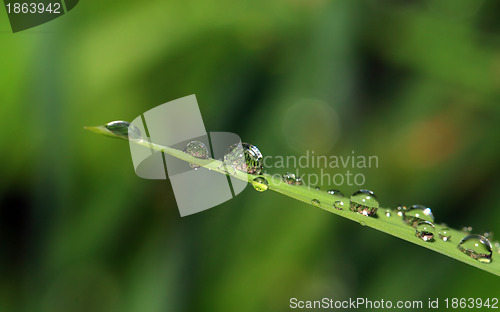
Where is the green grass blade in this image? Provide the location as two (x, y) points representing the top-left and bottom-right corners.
(85, 124), (500, 277)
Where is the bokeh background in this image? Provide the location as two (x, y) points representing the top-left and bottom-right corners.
(2, 0), (500, 311)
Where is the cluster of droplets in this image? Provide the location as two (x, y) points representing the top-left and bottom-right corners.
(192, 140), (496, 264)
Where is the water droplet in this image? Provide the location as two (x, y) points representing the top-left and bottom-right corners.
(315, 187), (321, 191)
(327, 189), (344, 197)
(483, 231), (493, 239)
(333, 201), (344, 210)
(462, 226), (473, 233)
(311, 199), (321, 207)
(385, 210), (392, 217)
(396, 204), (407, 217)
(402, 205), (434, 227)
(438, 228), (451, 242)
(223, 142), (263, 175)
(458, 234), (492, 264)
(105, 121), (142, 140)
(282, 172), (296, 185)
(360, 221), (367, 226)
(494, 242), (500, 254)
(251, 177), (269, 192)
(350, 189), (379, 217)
(415, 221), (435, 242)
(295, 177), (303, 185)
(183, 141), (209, 169)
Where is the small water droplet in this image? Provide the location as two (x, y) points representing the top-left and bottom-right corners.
(483, 231), (493, 239)
(327, 189), (344, 197)
(333, 201), (344, 210)
(396, 204), (407, 217)
(439, 228), (451, 242)
(311, 199), (321, 207)
(183, 141), (209, 169)
(494, 242), (500, 254)
(385, 210), (392, 217)
(315, 187), (321, 191)
(402, 205), (434, 227)
(295, 177), (303, 185)
(282, 172), (296, 185)
(416, 221), (435, 242)
(458, 234), (492, 264)
(251, 177), (269, 192)
(360, 221), (366, 226)
(105, 121), (142, 140)
(350, 189), (379, 217)
(462, 226), (473, 233)
(224, 142), (263, 175)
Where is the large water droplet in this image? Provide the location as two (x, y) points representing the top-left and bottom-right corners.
(402, 205), (434, 227)
(416, 221), (435, 242)
(105, 121), (142, 140)
(327, 189), (344, 197)
(350, 189), (379, 217)
(311, 199), (321, 207)
(439, 228), (451, 242)
(251, 177), (269, 192)
(282, 172), (296, 185)
(183, 141), (209, 169)
(224, 142), (263, 175)
(458, 234), (492, 264)
(333, 201), (344, 210)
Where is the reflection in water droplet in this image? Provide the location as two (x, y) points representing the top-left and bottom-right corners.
(311, 199), (321, 207)
(183, 141), (210, 169)
(251, 177), (269, 192)
(396, 204), (407, 217)
(458, 234), (492, 264)
(402, 205), (434, 227)
(333, 201), (344, 210)
(416, 221), (435, 242)
(385, 210), (391, 217)
(105, 121), (142, 140)
(282, 172), (296, 185)
(350, 189), (379, 217)
(224, 142), (263, 175)
(439, 228), (451, 242)
(327, 189), (344, 197)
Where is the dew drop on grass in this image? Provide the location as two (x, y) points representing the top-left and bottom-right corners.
(224, 142), (263, 175)
(360, 221), (367, 226)
(315, 187), (321, 191)
(402, 205), (434, 227)
(312, 199), (321, 207)
(385, 210), (392, 217)
(396, 204), (407, 217)
(416, 221), (435, 242)
(462, 226), (473, 233)
(439, 228), (451, 242)
(327, 189), (344, 197)
(295, 177), (303, 185)
(458, 234), (493, 264)
(350, 189), (379, 217)
(105, 121), (142, 140)
(183, 141), (209, 169)
(333, 201), (344, 210)
(282, 172), (296, 185)
(251, 177), (269, 192)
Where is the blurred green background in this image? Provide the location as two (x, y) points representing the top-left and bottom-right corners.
(1, 0), (500, 311)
